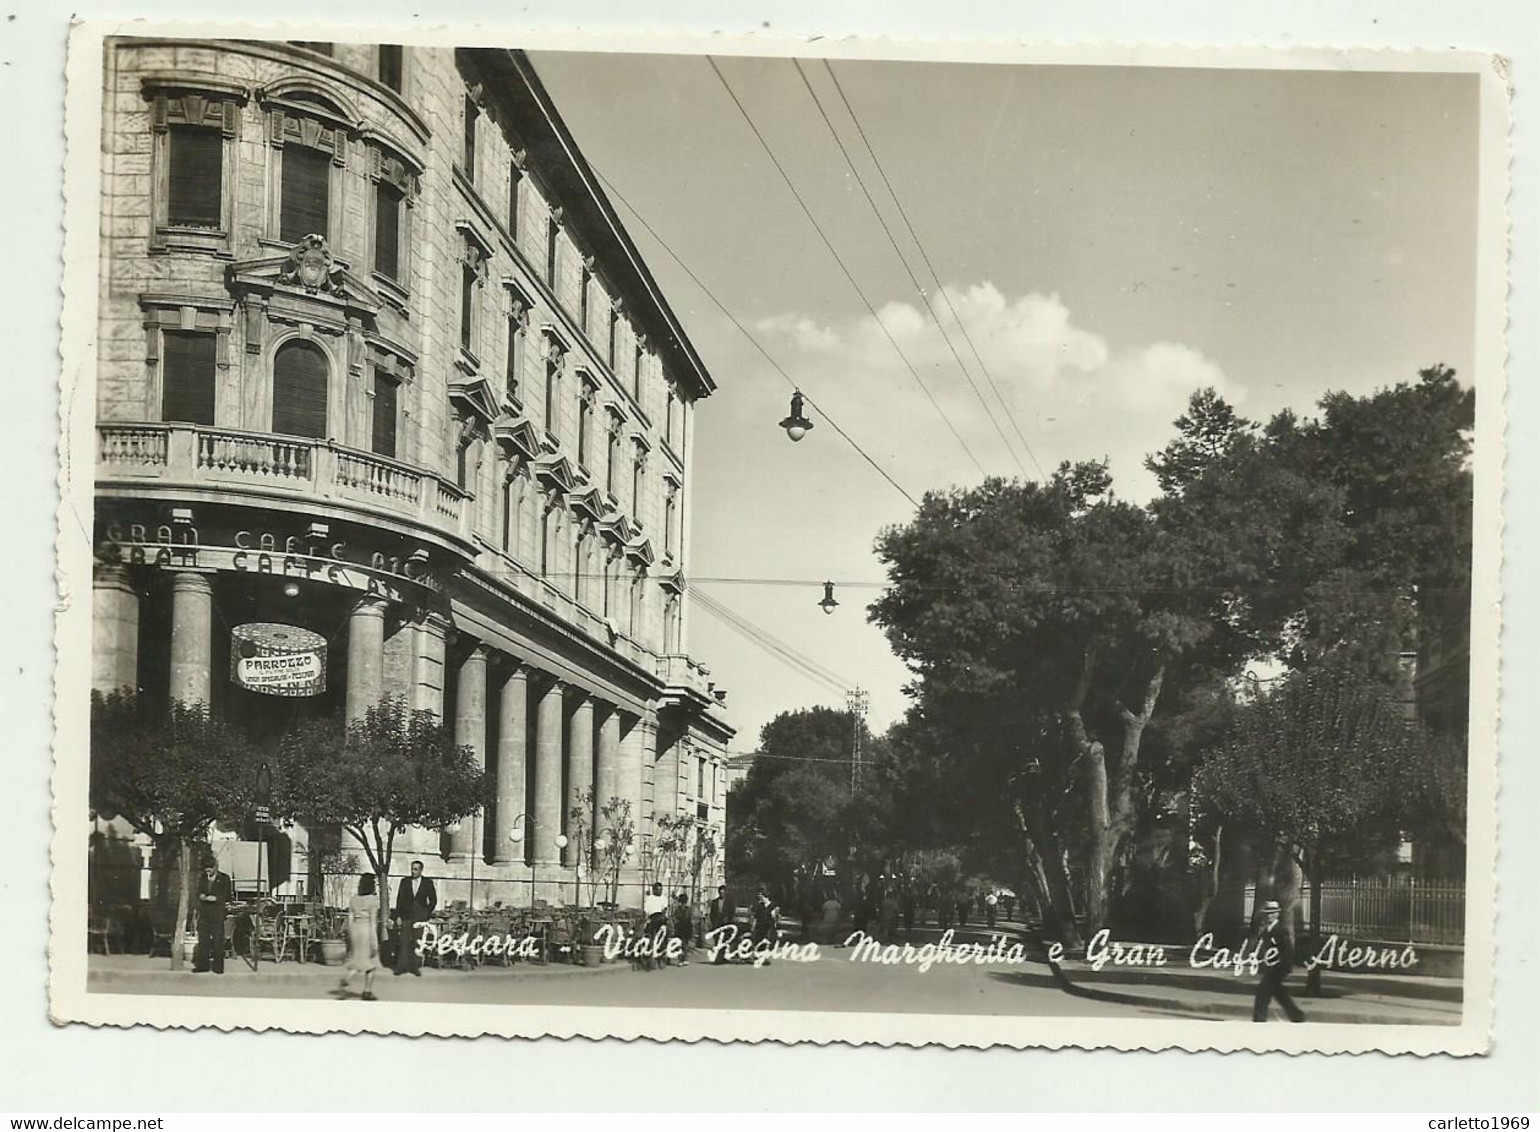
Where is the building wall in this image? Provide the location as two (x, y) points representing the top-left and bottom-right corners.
(93, 37), (730, 907)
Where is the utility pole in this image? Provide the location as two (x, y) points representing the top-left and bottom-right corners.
(846, 687), (870, 789)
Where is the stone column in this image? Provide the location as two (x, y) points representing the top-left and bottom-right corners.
(92, 564), (139, 694)
(447, 644), (488, 861)
(532, 676), (566, 867)
(614, 713), (646, 901)
(344, 595), (388, 724)
(594, 704), (622, 815)
(493, 664), (529, 865)
(567, 693), (595, 844)
(168, 570), (213, 707)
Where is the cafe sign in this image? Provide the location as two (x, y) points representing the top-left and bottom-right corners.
(230, 623), (327, 697)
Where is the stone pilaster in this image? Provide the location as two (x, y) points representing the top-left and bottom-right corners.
(567, 692), (595, 847)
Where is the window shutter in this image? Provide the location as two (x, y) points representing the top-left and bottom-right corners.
(280, 146), (331, 243)
(272, 340), (329, 438)
(374, 182), (401, 280)
(167, 128), (223, 229)
(161, 332), (216, 425)
(372, 373), (399, 458)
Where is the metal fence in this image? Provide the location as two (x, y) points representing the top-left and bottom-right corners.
(1244, 876), (1465, 946)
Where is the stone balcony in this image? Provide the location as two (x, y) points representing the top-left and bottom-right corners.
(97, 422), (476, 558)
(660, 652), (725, 713)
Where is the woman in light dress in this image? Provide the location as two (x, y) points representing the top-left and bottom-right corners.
(339, 873), (381, 1001)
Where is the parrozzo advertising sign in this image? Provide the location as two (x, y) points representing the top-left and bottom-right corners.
(229, 623), (327, 697)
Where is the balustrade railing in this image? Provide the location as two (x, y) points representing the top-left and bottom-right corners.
(98, 422), (468, 540)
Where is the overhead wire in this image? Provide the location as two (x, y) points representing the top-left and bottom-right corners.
(703, 55), (990, 480)
(822, 59), (1050, 481)
(589, 165), (920, 509)
(690, 587), (853, 694)
(790, 58), (1028, 478)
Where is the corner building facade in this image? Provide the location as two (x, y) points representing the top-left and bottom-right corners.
(93, 39), (733, 906)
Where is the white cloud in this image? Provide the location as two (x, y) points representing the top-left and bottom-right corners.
(748, 281), (1242, 501)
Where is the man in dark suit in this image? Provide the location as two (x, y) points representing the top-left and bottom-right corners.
(392, 860), (437, 976)
(708, 885), (737, 965)
(192, 862), (232, 974)
(1252, 899), (1306, 1022)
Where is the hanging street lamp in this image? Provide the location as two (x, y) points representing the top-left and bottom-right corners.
(779, 390), (815, 442)
(819, 581), (840, 615)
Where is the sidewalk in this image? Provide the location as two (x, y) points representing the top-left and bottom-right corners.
(1043, 958), (1463, 1024)
(86, 953), (632, 987)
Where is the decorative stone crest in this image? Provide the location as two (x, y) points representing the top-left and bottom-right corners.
(278, 234), (342, 294)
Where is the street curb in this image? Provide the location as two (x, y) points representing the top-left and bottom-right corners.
(87, 960), (637, 985)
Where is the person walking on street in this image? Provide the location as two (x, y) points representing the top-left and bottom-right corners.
(671, 892), (694, 966)
(708, 884), (737, 964)
(339, 873), (381, 1000)
(1252, 900), (1307, 1022)
(985, 889), (999, 930)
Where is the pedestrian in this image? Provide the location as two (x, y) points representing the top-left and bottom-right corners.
(1002, 892), (1015, 923)
(750, 891), (779, 963)
(956, 894), (970, 929)
(819, 889), (843, 944)
(339, 873), (380, 1001)
(708, 884), (737, 964)
(192, 861), (232, 974)
(671, 892), (694, 966)
(901, 881), (917, 941)
(880, 885), (901, 944)
(985, 889), (998, 930)
(391, 860), (437, 977)
(1252, 900), (1306, 1023)
(936, 889), (952, 930)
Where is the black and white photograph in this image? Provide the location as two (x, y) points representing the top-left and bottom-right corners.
(51, 23), (1505, 1055)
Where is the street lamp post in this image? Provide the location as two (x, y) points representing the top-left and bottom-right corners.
(508, 817), (530, 908)
(554, 835), (570, 905)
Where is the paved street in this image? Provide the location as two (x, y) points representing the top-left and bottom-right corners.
(86, 949), (1460, 1024)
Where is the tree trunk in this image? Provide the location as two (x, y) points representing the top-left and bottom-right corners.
(1014, 801), (1083, 950)
(169, 838), (193, 971)
(1083, 739), (1112, 933)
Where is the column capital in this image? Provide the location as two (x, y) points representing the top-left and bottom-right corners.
(167, 568), (215, 593)
(351, 593), (390, 617)
(461, 641), (490, 663)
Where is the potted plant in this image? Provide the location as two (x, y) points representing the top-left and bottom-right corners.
(315, 849), (360, 965)
(578, 912), (604, 967)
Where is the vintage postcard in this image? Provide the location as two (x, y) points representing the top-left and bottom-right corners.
(52, 20), (1507, 1053)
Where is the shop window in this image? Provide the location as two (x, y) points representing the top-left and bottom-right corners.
(167, 127), (223, 229)
(280, 145), (331, 243)
(378, 45), (404, 93)
(272, 339), (329, 439)
(372, 372), (399, 458)
(374, 181), (402, 281)
(161, 331), (216, 425)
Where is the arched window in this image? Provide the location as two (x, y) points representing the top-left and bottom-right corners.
(272, 339), (329, 438)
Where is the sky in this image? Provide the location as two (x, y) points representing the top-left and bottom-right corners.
(527, 51), (1481, 752)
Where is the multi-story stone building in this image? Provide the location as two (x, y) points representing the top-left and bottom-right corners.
(91, 38), (732, 906)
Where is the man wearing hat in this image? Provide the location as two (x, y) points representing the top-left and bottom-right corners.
(1252, 899), (1306, 1022)
(192, 860), (233, 974)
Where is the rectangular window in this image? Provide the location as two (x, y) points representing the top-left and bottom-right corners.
(633, 344), (643, 400)
(544, 359), (558, 432)
(607, 308), (618, 368)
(374, 182), (402, 281)
(580, 266), (592, 331)
(666, 389), (677, 448)
(462, 95), (478, 182)
(578, 391), (592, 469)
(508, 164), (522, 240)
(460, 264), (477, 354)
(505, 319), (523, 403)
(160, 332), (216, 425)
(606, 430), (619, 496)
(632, 457), (644, 517)
(280, 145), (331, 243)
(371, 374), (399, 458)
(697, 756), (706, 800)
(546, 218), (559, 287)
(167, 127), (222, 229)
(378, 45), (404, 93)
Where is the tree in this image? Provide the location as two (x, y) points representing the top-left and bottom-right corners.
(871, 462), (1226, 941)
(89, 691), (262, 969)
(1195, 653), (1459, 991)
(271, 696), (488, 931)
